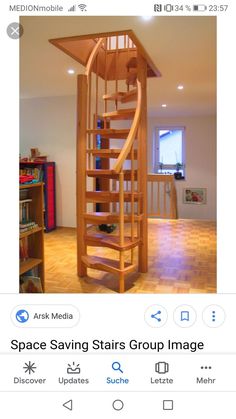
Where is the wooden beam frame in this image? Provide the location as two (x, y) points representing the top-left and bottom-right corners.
(76, 75), (87, 276)
(137, 53), (148, 273)
(49, 29), (161, 80)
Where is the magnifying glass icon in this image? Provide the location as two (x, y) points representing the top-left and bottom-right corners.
(112, 362), (123, 373)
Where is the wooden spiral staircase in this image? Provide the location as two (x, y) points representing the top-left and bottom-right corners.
(50, 30), (161, 292)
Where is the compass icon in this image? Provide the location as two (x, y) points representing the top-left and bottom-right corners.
(23, 361), (37, 374)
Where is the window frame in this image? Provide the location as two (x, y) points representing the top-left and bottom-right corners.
(153, 126), (186, 177)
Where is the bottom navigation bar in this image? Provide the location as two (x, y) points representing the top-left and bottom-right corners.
(0, 391), (235, 419)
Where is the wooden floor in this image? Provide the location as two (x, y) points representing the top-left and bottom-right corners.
(44, 219), (216, 294)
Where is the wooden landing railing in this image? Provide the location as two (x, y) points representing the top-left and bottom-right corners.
(147, 174), (177, 219)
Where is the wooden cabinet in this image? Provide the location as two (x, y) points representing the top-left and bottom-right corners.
(19, 182), (45, 292)
(20, 162), (56, 232)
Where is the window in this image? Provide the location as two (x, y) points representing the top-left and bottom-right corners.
(154, 127), (185, 177)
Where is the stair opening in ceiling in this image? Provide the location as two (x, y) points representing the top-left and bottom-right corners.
(106, 35), (136, 50)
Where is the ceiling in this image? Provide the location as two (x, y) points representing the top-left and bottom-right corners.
(20, 16), (216, 117)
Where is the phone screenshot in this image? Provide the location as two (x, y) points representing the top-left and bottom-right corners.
(0, 0), (235, 417)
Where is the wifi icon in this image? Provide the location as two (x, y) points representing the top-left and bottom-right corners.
(78, 4), (87, 11)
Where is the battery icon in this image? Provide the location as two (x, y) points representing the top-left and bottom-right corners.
(193, 4), (207, 11)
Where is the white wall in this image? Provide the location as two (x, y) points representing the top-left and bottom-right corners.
(20, 96), (77, 227)
(148, 116), (216, 220)
(20, 96), (216, 226)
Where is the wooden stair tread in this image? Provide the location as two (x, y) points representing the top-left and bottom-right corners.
(86, 128), (130, 139)
(103, 92), (127, 101)
(86, 169), (137, 180)
(103, 89), (137, 103)
(84, 212), (143, 223)
(121, 89), (137, 103)
(85, 233), (140, 250)
(102, 109), (136, 120)
(82, 255), (136, 274)
(87, 149), (137, 159)
(86, 191), (142, 203)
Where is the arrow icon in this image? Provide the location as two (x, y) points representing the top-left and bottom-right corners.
(63, 400), (73, 411)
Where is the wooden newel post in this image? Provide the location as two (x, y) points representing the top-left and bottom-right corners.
(137, 53), (148, 273)
(76, 74), (87, 276)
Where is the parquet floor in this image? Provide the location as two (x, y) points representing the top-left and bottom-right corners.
(44, 219), (216, 293)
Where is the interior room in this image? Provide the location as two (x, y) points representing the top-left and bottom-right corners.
(19, 16), (216, 294)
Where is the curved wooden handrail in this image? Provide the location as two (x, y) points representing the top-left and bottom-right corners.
(113, 80), (142, 174)
(85, 37), (105, 77)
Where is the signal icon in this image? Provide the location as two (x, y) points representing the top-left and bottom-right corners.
(68, 5), (76, 12)
(78, 4), (87, 11)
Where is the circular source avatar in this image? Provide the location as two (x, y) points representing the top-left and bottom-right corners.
(16, 309), (29, 323)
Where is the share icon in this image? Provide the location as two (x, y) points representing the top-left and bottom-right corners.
(144, 305), (168, 328)
(151, 310), (162, 322)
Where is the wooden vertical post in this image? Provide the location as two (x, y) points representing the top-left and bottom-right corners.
(137, 53), (148, 273)
(119, 171), (125, 293)
(151, 181), (154, 214)
(104, 38), (108, 128)
(88, 73), (92, 169)
(76, 74), (87, 277)
(164, 181), (167, 218)
(119, 172), (125, 248)
(115, 36), (119, 110)
(157, 182), (160, 216)
(130, 144), (135, 264)
(100, 133), (110, 212)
